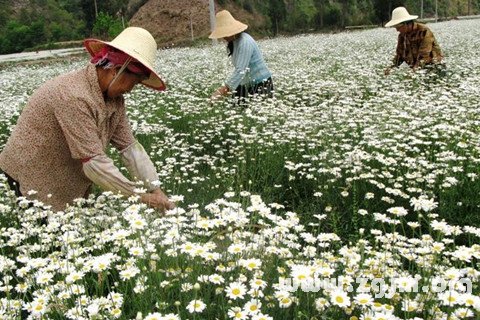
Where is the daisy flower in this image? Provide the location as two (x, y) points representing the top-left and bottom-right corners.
(330, 288), (351, 308)
(225, 281), (247, 300)
(186, 299), (206, 313)
(244, 299), (262, 315)
(228, 307), (248, 319)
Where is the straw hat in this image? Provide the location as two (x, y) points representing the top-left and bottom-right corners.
(385, 7), (418, 27)
(84, 27), (165, 91)
(209, 10), (248, 39)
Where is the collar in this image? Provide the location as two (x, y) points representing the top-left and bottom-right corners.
(86, 63), (107, 106)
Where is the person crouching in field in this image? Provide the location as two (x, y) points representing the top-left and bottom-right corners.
(0, 27), (175, 212)
(384, 7), (443, 75)
(209, 10), (273, 105)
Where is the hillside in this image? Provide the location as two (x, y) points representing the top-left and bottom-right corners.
(129, 0), (267, 48)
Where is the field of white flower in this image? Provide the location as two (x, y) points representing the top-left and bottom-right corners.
(0, 19), (479, 320)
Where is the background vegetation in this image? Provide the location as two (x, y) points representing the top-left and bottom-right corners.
(0, 0), (479, 53)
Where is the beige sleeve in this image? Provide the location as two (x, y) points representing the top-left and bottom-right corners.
(120, 141), (159, 191)
(83, 155), (137, 196)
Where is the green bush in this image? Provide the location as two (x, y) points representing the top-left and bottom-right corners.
(92, 12), (125, 40)
(324, 4), (342, 27)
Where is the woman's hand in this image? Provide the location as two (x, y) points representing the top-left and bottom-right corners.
(210, 85), (230, 101)
(140, 189), (175, 212)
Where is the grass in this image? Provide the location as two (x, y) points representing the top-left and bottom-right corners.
(0, 19), (479, 319)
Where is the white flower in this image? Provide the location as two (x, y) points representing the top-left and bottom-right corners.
(227, 243), (246, 254)
(365, 192), (375, 199)
(330, 288), (351, 307)
(278, 296), (294, 308)
(250, 278), (267, 290)
(239, 258), (262, 271)
(119, 266), (140, 280)
(394, 276), (417, 292)
(224, 192), (235, 198)
(358, 209), (368, 216)
(66, 270), (85, 284)
(186, 299), (206, 313)
(169, 195), (184, 202)
(129, 246), (145, 257)
(460, 293), (480, 309)
(291, 264), (313, 284)
(244, 299), (262, 315)
(110, 307), (122, 318)
(410, 195), (438, 212)
(209, 274), (225, 284)
(354, 293), (373, 307)
(86, 302), (100, 317)
(387, 207), (408, 217)
(225, 281), (247, 300)
(252, 314), (273, 320)
(30, 300), (47, 316)
(439, 290), (461, 306)
(91, 255), (113, 273)
(315, 297), (330, 311)
(35, 271), (54, 285)
(454, 307), (474, 318)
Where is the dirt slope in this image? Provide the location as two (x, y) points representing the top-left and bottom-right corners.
(129, 0), (267, 48)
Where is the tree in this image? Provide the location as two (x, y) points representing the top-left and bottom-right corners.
(81, 0), (129, 36)
(339, 0), (351, 27)
(313, 0), (325, 28)
(268, 0), (286, 35)
(286, 0), (318, 31)
(373, 0), (405, 25)
(92, 12), (124, 40)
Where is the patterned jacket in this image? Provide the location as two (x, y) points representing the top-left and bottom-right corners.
(0, 64), (135, 210)
(393, 22), (443, 68)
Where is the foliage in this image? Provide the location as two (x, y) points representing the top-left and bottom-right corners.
(1, 0), (480, 55)
(92, 11), (124, 40)
(285, 0), (318, 31)
(0, 0), (85, 54)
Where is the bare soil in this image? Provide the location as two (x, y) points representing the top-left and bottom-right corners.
(129, 0), (267, 48)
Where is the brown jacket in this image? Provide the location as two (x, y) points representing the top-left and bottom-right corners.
(393, 22), (443, 68)
(0, 64), (135, 210)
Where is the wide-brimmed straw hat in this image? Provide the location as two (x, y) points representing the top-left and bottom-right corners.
(84, 27), (165, 91)
(385, 7), (418, 27)
(209, 10), (248, 39)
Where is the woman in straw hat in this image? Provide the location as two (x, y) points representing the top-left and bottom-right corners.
(0, 27), (175, 212)
(384, 7), (443, 75)
(209, 10), (273, 104)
